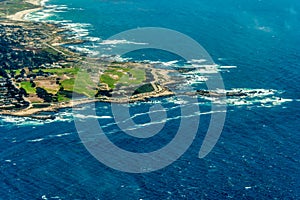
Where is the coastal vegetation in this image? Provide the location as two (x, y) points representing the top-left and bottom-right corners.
(133, 83), (155, 95)
(0, 0), (174, 118)
(15, 67), (95, 102)
(0, 0), (259, 119)
(0, 0), (38, 17)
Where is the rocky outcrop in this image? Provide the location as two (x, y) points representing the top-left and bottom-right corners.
(196, 89), (269, 97)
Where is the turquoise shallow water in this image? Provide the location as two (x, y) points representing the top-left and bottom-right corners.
(1, 0), (300, 199)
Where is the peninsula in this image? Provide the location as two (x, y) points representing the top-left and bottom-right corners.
(0, 0), (180, 119)
(0, 0), (253, 119)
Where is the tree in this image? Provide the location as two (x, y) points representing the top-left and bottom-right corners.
(36, 87), (53, 103)
(0, 67), (8, 78)
(31, 81), (36, 88)
(20, 68), (26, 75)
(19, 88), (28, 97)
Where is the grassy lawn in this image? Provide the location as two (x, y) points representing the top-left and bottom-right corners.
(57, 93), (70, 102)
(41, 87), (59, 95)
(5, 69), (21, 76)
(14, 69), (21, 76)
(100, 67), (146, 89)
(20, 81), (36, 94)
(33, 67), (80, 76)
(119, 68), (146, 86)
(100, 75), (115, 89)
(61, 70), (96, 97)
(61, 78), (75, 91)
(100, 68), (126, 89)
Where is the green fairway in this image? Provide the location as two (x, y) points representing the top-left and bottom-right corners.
(57, 93), (70, 102)
(33, 67), (80, 76)
(119, 68), (146, 86)
(61, 70), (96, 97)
(20, 81), (36, 94)
(61, 78), (75, 91)
(100, 67), (146, 89)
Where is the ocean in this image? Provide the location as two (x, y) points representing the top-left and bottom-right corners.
(1, 0), (300, 199)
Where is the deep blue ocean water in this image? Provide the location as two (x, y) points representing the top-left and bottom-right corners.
(1, 0), (300, 199)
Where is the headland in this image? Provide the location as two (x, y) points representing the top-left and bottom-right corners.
(0, 0), (257, 120)
(0, 0), (180, 119)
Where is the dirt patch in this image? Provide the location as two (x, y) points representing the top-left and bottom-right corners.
(35, 79), (60, 94)
(27, 96), (44, 103)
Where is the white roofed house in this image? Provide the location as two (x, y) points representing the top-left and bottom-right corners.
(0, 78), (6, 87)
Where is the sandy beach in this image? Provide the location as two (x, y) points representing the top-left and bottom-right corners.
(25, 0), (41, 6)
(6, 0), (42, 21)
(0, 0), (177, 119)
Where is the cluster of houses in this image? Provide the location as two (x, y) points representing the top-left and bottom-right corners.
(0, 24), (67, 71)
(13, 67), (53, 83)
(0, 23), (74, 111)
(0, 77), (29, 110)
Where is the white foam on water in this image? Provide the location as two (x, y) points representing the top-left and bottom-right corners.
(219, 66), (237, 69)
(85, 37), (101, 42)
(186, 76), (208, 84)
(119, 109), (227, 132)
(188, 59), (207, 64)
(67, 45), (99, 56)
(28, 138), (45, 143)
(24, 3), (72, 21)
(24, 1), (102, 56)
(182, 65), (220, 74)
(28, 132), (73, 143)
(40, 0), (49, 7)
(59, 22), (92, 39)
(49, 132), (72, 138)
(0, 116), (44, 126)
(0, 109), (76, 126)
(73, 113), (112, 120)
(99, 54), (131, 62)
(49, 196), (61, 200)
(228, 99), (252, 106)
(24, 11), (54, 21)
(99, 39), (149, 45)
(217, 58), (228, 61)
(197, 88), (293, 108)
(137, 60), (180, 67)
(256, 26), (272, 33)
(131, 59), (184, 68)
(160, 60), (179, 66)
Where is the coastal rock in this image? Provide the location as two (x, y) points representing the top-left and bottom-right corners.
(196, 90), (248, 97)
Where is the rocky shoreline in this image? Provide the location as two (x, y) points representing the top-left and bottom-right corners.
(0, 1), (84, 118)
(0, 0), (181, 119)
(0, 0), (270, 120)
